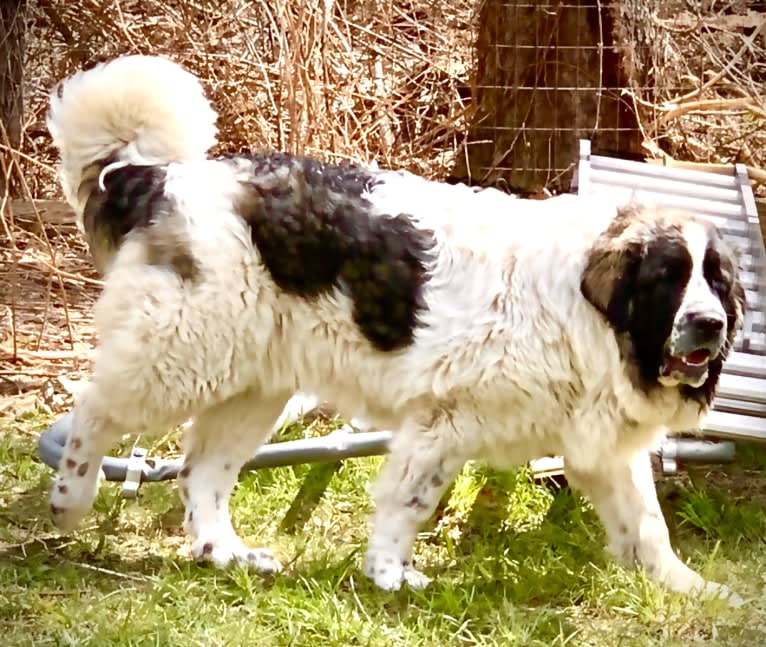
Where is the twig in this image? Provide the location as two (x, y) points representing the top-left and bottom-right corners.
(5, 551), (151, 583)
(646, 155), (766, 187)
(668, 17), (766, 104)
(0, 124), (19, 361)
(0, 369), (61, 378)
(33, 258), (104, 288)
(37, 0), (88, 64)
(71, 561), (151, 583)
(0, 143), (59, 175)
(659, 97), (766, 126)
(1, 348), (90, 360)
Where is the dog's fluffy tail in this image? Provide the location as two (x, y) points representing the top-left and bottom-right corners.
(47, 55), (218, 212)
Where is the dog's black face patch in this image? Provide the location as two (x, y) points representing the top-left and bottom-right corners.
(623, 235), (693, 387)
(233, 154), (435, 352)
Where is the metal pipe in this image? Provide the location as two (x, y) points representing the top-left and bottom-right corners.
(657, 437), (736, 474)
(661, 437), (737, 463)
(37, 414), (738, 486)
(37, 412), (393, 483)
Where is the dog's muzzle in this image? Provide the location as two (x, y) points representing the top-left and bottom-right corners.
(660, 311), (726, 387)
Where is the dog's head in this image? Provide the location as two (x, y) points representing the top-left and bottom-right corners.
(581, 203), (745, 403)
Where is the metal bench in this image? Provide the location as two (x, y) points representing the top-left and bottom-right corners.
(573, 139), (766, 473)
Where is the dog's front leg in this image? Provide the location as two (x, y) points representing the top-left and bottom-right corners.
(365, 418), (467, 591)
(565, 450), (743, 606)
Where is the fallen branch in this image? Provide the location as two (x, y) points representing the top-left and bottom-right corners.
(659, 97), (766, 126)
(10, 199), (77, 226)
(1, 348), (91, 360)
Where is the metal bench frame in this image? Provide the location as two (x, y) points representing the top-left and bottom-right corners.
(37, 141), (766, 491)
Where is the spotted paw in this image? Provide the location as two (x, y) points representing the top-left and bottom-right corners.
(192, 537), (282, 575)
(49, 471), (102, 532)
(49, 500), (90, 532)
(364, 551), (430, 591)
(234, 547), (283, 575)
(402, 564), (432, 590)
(726, 591), (746, 608)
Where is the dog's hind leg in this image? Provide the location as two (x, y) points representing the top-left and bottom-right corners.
(49, 385), (131, 531)
(364, 409), (468, 591)
(565, 450), (743, 606)
(178, 389), (289, 574)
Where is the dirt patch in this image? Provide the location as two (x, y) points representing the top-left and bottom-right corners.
(1, 211), (99, 415)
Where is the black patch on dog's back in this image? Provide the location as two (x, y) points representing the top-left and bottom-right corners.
(233, 153), (435, 352)
(81, 163), (198, 280)
(83, 164), (168, 250)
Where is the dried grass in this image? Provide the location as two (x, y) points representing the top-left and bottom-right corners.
(1, 0), (476, 412)
(23, 0), (475, 197)
(613, 1), (766, 194)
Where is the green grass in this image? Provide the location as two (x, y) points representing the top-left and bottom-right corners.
(1, 411), (765, 646)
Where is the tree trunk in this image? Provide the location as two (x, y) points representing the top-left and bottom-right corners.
(452, 0), (642, 195)
(1, 0), (26, 199)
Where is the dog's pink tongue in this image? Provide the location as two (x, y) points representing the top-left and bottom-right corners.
(684, 349), (710, 366)
(661, 350), (709, 377)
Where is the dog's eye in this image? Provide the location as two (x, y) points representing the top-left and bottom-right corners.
(653, 261), (686, 283)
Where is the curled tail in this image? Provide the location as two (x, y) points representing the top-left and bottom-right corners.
(47, 55), (218, 218)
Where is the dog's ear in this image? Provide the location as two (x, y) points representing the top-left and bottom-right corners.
(581, 235), (643, 332)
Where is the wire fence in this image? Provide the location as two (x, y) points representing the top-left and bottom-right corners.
(454, 0), (765, 195)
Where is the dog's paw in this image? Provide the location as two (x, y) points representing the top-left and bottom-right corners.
(664, 570), (746, 608)
(402, 564), (431, 590)
(49, 469), (102, 532)
(725, 590), (746, 608)
(192, 537), (282, 575)
(666, 568), (746, 608)
(49, 500), (89, 532)
(364, 552), (431, 592)
(235, 548), (283, 575)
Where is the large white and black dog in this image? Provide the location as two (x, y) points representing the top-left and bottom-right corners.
(47, 55), (745, 603)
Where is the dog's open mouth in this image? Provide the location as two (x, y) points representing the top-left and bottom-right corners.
(660, 348), (711, 382)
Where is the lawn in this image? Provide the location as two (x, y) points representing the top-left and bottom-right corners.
(1, 411), (765, 646)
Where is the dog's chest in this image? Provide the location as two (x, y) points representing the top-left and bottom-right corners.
(468, 382), (672, 471)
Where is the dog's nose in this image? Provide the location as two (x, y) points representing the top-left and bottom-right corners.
(685, 313), (724, 338)
(671, 311), (726, 357)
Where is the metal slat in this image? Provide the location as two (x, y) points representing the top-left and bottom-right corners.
(582, 183), (748, 221)
(589, 154), (740, 189)
(587, 167), (742, 206)
(702, 410), (766, 442)
(712, 397), (766, 417)
(724, 351), (766, 377)
(716, 374), (766, 404)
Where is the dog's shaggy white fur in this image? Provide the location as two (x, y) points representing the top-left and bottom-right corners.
(47, 55), (745, 604)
